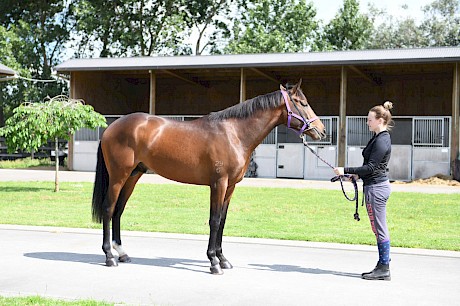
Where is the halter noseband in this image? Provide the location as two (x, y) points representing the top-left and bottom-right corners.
(281, 89), (318, 136)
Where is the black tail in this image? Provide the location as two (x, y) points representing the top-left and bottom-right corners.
(92, 142), (109, 223)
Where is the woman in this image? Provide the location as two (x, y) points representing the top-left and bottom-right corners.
(334, 101), (394, 281)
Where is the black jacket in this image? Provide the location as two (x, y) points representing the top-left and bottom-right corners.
(345, 131), (391, 186)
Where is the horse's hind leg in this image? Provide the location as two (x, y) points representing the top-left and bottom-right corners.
(102, 173), (130, 267)
(112, 173), (143, 263)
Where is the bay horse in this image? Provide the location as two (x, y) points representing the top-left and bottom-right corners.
(92, 80), (326, 274)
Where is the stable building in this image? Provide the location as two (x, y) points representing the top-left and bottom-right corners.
(55, 47), (460, 181)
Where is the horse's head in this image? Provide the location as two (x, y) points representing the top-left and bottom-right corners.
(280, 79), (326, 140)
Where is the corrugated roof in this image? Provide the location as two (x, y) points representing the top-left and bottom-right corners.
(0, 63), (16, 76)
(55, 47), (460, 72)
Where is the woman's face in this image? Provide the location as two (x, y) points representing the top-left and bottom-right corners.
(367, 111), (383, 132)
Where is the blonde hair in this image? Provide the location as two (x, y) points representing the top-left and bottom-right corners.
(370, 101), (394, 131)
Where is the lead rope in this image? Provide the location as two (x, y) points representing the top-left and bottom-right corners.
(301, 136), (361, 221)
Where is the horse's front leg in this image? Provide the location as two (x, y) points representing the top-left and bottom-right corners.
(207, 178), (228, 275)
(216, 185), (235, 270)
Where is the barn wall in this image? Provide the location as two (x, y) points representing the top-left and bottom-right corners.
(347, 63), (453, 116)
(155, 78), (241, 115)
(73, 71), (150, 115)
(71, 63), (454, 119)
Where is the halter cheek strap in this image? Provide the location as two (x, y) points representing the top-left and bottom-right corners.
(281, 89), (318, 136)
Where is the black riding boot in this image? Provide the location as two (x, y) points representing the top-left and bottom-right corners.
(362, 262), (391, 281)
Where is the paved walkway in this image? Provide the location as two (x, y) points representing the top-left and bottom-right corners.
(0, 225), (459, 306)
(1, 168), (460, 193)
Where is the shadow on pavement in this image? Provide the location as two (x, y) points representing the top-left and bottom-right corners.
(24, 252), (360, 278)
(248, 263), (361, 278)
(24, 251), (210, 273)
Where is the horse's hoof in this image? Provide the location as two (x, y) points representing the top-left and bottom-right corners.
(106, 258), (118, 267)
(119, 254), (131, 263)
(210, 264), (224, 275)
(219, 261), (233, 269)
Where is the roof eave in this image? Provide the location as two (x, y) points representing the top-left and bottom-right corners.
(54, 48), (460, 72)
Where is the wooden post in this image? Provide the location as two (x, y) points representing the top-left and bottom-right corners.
(338, 66), (347, 167)
(240, 68), (246, 103)
(452, 62), (460, 163)
(149, 70), (156, 114)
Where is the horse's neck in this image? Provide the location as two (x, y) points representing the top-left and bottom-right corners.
(237, 107), (284, 152)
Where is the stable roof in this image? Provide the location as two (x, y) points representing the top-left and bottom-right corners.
(56, 47), (460, 72)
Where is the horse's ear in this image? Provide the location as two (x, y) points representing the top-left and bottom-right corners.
(280, 84), (286, 91)
(293, 79), (302, 93)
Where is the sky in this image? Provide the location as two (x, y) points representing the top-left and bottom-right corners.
(313, 0), (435, 23)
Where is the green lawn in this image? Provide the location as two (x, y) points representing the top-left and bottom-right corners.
(0, 181), (458, 251)
(0, 158), (54, 169)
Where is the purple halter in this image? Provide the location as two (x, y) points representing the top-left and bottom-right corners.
(281, 89), (318, 136)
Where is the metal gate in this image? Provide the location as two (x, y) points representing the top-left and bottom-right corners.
(253, 128), (277, 178)
(275, 125), (304, 178)
(412, 117), (450, 178)
(73, 115), (121, 171)
(304, 117), (339, 179)
(346, 116), (373, 168)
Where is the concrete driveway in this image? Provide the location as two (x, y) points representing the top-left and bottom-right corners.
(0, 225), (459, 306)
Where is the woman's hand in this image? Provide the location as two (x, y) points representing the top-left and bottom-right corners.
(333, 167), (344, 176)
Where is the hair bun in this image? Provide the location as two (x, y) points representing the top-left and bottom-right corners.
(383, 101), (393, 110)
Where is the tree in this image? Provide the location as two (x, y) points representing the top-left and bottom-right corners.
(420, 0), (460, 46)
(181, 0), (237, 55)
(73, 0), (187, 57)
(368, 0), (459, 49)
(224, 0), (320, 54)
(367, 8), (427, 49)
(0, 0), (71, 113)
(323, 0), (373, 50)
(0, 95), (107, 192)
(0, 26), (31, 126)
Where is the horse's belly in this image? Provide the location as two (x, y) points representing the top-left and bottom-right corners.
(144, 153), (210, 186)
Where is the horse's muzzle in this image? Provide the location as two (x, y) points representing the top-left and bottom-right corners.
(306, 127), (326, 140)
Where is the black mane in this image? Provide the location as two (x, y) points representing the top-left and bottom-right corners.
(208, 91), (282, 121)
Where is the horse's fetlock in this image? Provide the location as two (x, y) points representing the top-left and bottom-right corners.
(207, 249), (216, 259)
(102, 243), (111, 253)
